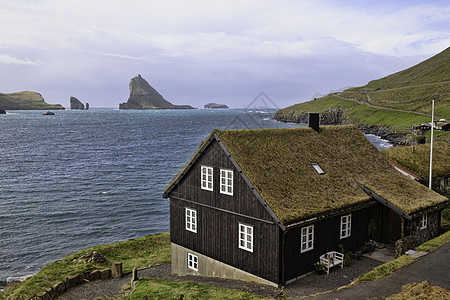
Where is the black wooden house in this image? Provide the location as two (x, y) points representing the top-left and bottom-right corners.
(163, 121), (448, 287)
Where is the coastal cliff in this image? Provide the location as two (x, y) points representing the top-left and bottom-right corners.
(0, 91), (65, 110)
(119, 75), (194, 110)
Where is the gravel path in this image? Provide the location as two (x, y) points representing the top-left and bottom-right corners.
(58, 256), (382, 299)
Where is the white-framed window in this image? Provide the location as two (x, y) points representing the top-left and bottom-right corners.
(301, 225), (314, 253)
(201, 166), (213, 191)
(187, 253), (198, 271)
(238, 223), (253, 252)
(220, 169), (233, 195)
(419, 214), (427, 230)
(340, 214), (351, 239)
(185, 208), (197, 233)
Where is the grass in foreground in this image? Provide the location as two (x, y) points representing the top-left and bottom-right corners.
(383, 280), (450, 300)
(357, 255), (416, 282)
(126, 278), (265, 300)
(0, 232), (170, 300)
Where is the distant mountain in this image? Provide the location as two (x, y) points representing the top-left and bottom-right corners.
(0, 91), (65, 110)
(119, 75), (194, 110)
(275, 47), (450, 133)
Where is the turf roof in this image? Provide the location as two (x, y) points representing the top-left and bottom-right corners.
(215, 125), (447, 224)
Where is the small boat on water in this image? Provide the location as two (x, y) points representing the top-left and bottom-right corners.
(43, 111), (55, 115)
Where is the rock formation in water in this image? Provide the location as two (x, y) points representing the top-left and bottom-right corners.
(204, 103), (229, 109)
(70, 97), (85, 110)
(119, 74), (194, 109)
(0, 108), (6, 114)
(85, 103), (89, 110)
(0, 91), (65, 110)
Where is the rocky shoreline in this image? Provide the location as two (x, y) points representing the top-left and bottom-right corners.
(355, 124), (411, 146)
(273, 110), (414, 146)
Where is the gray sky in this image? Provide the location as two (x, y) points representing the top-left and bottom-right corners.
(0, 0), (449, 108)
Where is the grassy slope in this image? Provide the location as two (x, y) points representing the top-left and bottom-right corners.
(0, 233), (171, 300)
(276, 94), (433, 132)
(275, 47), (450, 133)
(128, 278), (265, 300)
(0, 91), (65, 110)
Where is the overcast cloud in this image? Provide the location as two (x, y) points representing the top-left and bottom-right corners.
(0, 0), (449, 108)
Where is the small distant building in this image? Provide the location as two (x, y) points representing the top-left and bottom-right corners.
(164, 116), (448, 287)
(418, 123), (432, 131)
(441, 123), (450, 131)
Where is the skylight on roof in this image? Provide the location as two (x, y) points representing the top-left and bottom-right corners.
(311, 163), (325, 175)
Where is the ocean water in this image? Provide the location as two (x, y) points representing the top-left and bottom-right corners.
(0, 109), (391, 288)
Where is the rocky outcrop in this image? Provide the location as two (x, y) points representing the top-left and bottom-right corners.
(85, 103), (89, 110)
(119, 74), (194, 110)
(70, 97), (85, 110)
(0, 108), (6, 114)
(204, 103), (229, 109)
(0, 91), (65, 110)
(356, 124), (411, 146)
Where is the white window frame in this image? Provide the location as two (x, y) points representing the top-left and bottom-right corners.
(220, 169), (233, 196)
(419, 214), (427, 230)
(185, 208), (197, 233)
(238, 223), (253, 252)
(340, 214), (351, 239)
(201, 166), (213, 191)
(301, 225), (314, 253)
(187, 253), (198, 271)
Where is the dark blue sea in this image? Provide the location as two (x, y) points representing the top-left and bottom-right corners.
(0, 109), (391, 288)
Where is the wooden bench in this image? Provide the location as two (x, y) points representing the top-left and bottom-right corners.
(319, 251), (344, 274)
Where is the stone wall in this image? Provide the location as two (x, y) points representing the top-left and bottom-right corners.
(395, 211), (441, 257)
(38, 261), (122, 299)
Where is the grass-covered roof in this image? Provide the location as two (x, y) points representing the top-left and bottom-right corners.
(381, 141), (450, 178)
(216, 125), (447, 224)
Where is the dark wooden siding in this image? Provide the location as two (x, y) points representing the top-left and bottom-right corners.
(169, 139), (280, 283)
(170, 139), (274, 222)
(283, 205), (375, 281)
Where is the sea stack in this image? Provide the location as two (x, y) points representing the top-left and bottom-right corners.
(119, 74), (194, 109)
(0, 108), (6, 114)
(70, 97), (85, 110)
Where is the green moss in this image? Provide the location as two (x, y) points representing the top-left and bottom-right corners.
(216, 126), (446, 223)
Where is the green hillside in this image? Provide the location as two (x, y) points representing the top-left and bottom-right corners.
(275, 47), (450, 133)
(0, 91), (65, 110)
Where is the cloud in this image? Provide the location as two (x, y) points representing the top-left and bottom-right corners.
(0, 53), (38, 65)
(0, 0), (448, 108)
